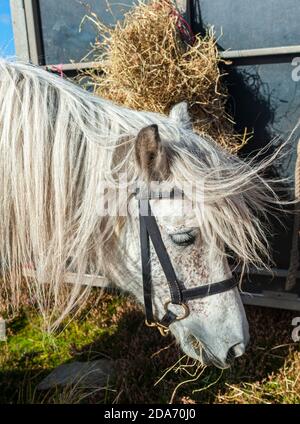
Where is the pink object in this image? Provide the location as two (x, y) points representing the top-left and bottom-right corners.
(171, 8), (195, 45)
(50, 64), (65, 78)
(152, 1), (195, 46)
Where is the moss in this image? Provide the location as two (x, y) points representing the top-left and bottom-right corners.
(0, 295), (118, 403)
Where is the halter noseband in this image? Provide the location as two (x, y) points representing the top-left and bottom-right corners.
(136, 189), (238, 336)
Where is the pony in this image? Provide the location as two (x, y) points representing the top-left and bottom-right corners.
(0, 60), (281, 368)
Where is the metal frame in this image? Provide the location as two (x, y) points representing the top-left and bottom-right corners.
(241, 291), (300, 311)
(7, 0), (300, 311)
(221, 45), (300, 59)
(10, 0), (44, 65)
(9, 0), (29, 61)
(220, 46), (300, 66)
(11, 0), (300, 69)
(237, 267), (300, 311)
(22, 266), (300, 311)
(22, 0), (44, 65)
(23, 268), (110, 288)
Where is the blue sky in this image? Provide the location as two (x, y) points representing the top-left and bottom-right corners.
(0, 0), (15, 56)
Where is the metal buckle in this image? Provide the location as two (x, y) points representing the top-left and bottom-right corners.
(145, 319), (170, 337)
(164, 301), (190, 321)
(144, 302), (189, 337)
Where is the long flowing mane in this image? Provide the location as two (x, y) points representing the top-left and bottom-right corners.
(0, 60), (281, 329)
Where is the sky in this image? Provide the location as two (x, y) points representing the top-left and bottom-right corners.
(0, 0), (15, 56)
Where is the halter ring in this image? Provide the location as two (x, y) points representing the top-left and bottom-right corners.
(164, 301), (190, 321)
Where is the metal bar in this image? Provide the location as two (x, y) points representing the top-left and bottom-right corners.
(23, 267), (300, 311)
(46, 43), (300, 74)
(235, 266), (300, 279)
(9, 0), (30, 61)
(22, 266), (298, 282)
(44, 62), (99, 72)
(242, 291), (300, 311)
(23, 268), (110, 288)
(23, 0), (45, 65)
(220, 45), (300, 60)
(220, 46), (300, 66)
(22, 265), (300, 311)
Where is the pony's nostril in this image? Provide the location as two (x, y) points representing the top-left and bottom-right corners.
(227, 343), (246, 361)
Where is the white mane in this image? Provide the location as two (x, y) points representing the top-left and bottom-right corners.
(0, 60), (282, 329)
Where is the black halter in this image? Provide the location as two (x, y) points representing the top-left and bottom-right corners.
(136, 189), (238, 336)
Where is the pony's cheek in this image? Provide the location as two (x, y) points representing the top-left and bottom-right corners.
(127, 199), (139, 218)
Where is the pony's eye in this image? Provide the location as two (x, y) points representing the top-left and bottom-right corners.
(170, 231), (196, 246)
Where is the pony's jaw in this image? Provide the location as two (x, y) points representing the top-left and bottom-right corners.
(169, 290), (250, 368)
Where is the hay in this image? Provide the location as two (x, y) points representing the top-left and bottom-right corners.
(80, 0), (249, 152)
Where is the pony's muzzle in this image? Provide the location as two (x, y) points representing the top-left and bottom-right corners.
(226, 342), (246, 363)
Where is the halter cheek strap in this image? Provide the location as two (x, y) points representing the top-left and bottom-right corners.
(138, 197), (238, 336)
(139, 199), (186, 335)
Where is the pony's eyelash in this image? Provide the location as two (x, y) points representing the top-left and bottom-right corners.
(170, 231), (196, 246)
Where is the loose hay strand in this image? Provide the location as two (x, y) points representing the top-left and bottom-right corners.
(169, 363), (207, 404)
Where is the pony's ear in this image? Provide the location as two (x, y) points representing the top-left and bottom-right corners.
(135, 124), (171, 181)
(169, 101), (192, 129)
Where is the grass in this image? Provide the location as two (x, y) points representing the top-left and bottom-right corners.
(0, 290), (299, 404)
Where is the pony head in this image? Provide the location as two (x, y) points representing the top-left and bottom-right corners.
(120, 102), (278, 367)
